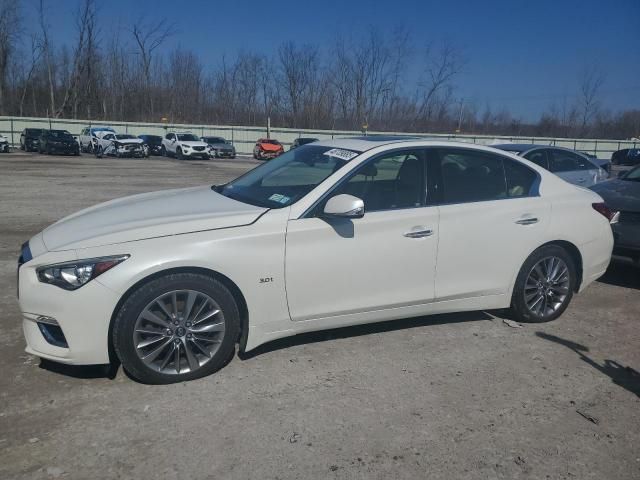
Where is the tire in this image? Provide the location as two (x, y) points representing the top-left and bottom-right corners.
(509, 244), (576, 323)
(112, 273), (240, 384)
(161, 145), (167, 157)
(176, 147), (183, 160)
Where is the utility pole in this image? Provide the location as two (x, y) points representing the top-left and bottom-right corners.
(267, 116), (271, 139)
(456, 98), (464, 133)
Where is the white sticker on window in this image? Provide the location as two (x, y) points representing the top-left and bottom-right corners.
(268, 193), (290, 204)
(323, 148), (358, 161)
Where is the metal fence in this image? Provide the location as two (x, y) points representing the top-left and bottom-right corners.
(1, 116), (637, 158)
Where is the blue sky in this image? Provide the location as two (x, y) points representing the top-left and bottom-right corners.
(32, 0), (640, 121)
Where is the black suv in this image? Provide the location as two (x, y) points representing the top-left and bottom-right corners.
(138, 134), (163, 155)
(38, 130), (80, 155)
(290, 137), (318, 150)
(20, 128), (44, 152)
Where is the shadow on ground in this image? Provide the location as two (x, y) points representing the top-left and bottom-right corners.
(240, 310), (493, 359)
(597, 260), (639, 290)
(536, 332), (640, 398)
(39, 359), (118, 380)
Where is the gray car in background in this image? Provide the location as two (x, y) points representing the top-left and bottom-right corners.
(493, 144), (608, 187)
(201, 136), (236, 158)
(590, 165), (640, 264)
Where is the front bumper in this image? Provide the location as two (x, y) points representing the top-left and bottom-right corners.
(612, 220), (640, 260)
(46, 144), (79, 154)
(182, 148), (209, 158)
(18, 257), (119, 365)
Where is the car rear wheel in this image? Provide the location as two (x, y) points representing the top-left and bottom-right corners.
(510, 245), (576, 323)
(112, 273), (240, 384)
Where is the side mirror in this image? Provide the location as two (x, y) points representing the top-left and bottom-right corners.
(323, 194), (365, 219)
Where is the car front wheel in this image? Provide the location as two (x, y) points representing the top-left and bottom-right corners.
(112, 273), (240, 384)
(510, 245), (576, 323)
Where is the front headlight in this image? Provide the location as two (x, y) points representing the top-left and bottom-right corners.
(37, 255), (129, 290)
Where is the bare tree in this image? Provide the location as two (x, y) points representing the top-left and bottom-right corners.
(0, 0), (21, 115)
(577, 66), (605, 135)
(414, 41), (464, 127)
(132, 17), (176, 118)
(18, 35), (44, 116)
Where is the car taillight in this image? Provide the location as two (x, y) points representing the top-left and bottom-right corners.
(592, 202), (618, 223)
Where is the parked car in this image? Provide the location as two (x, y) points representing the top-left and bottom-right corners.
(20, 128), (44, 152)
(138, 135), (163, 156)
(611, 148), (640, 166)
(590, 165), (640, 264)
(201, 136), (236, 159)
(79, 126), (116, 153)
(95, 132), (147, 158)
(493, 144), (608, 187)
(38, 130), (80, 156)
(17, 138), (614, 384)
(253, 138), (284, 160)
(290, 137), (318, 150)
(0, 134), (9, 153)
(161, 132), (210, 160)
(580, 152), (611, 175)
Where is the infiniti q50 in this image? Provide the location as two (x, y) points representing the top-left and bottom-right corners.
(17, 138), (614, 383)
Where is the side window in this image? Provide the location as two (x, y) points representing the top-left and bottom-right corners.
(524, 149), (549, 170)
(438, 149), (507, 203)
(550, 150), (590, 172)
(165, 133), (172, 140)
(331, 150), (425, 212)
(504, 159), (537, 197)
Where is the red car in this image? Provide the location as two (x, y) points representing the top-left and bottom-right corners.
(253, 138), (284, 160)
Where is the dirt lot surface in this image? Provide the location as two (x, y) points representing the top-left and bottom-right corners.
(0, 152), (638, 480)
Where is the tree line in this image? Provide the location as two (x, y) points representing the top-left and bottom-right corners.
(0, 0), (638, 139)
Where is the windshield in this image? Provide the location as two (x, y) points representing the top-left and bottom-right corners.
(205, 137), (226, 143)
(261, 139), (281, 145)
(49, 130), (73, 139)
(217, 145), (360, 208)
(91, 128), (115, 134)
(116, 134), (136, 139)
(623, 166), (640, 181)
(177, 134), (200, 142)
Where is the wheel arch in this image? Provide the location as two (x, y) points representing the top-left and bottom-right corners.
(107, 266), (249, 364)
(542, 240), (583, 291)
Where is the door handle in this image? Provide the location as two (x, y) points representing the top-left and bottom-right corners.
(404, 228), (434, 238)
(515, 217), (539, 225)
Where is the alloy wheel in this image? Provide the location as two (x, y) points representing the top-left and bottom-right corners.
(133, 290), (225, 375)
(524, 256), (570, 318)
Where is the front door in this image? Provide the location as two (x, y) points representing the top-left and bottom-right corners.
(285, 149), (439, 321)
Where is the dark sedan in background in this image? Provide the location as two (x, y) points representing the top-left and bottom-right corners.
(201, 136), (236, 158)
(38, 129), (80, 155)
(290, 137), (318, 150)
(138, 134), (163, 156)
(591, 165), (640, 264)
(20, 128), (43, 152)
(611, 148), (640, 166)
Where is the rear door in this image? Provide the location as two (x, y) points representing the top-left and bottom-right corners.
(432, 147), (551, 300)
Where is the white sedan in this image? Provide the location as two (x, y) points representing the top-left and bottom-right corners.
(17, 138), (614, 384)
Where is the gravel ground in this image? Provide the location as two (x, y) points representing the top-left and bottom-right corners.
(0, 152), (638, 480)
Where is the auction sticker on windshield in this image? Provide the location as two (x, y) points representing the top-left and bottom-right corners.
(323, 148), (359, 161)
(268, 193), (291, 204)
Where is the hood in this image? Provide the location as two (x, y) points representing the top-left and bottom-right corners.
(259, 142), (283, 152)
(180, 141), (209, 148)
(0, 135), (7, 142)
(41, 186), (267, 251)
(208, 142), (234, 149)
(590, 179), (640, 212)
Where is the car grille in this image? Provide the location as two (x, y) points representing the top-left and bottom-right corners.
(619, 211), (640, 224)
(193, 146), (205, 152)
